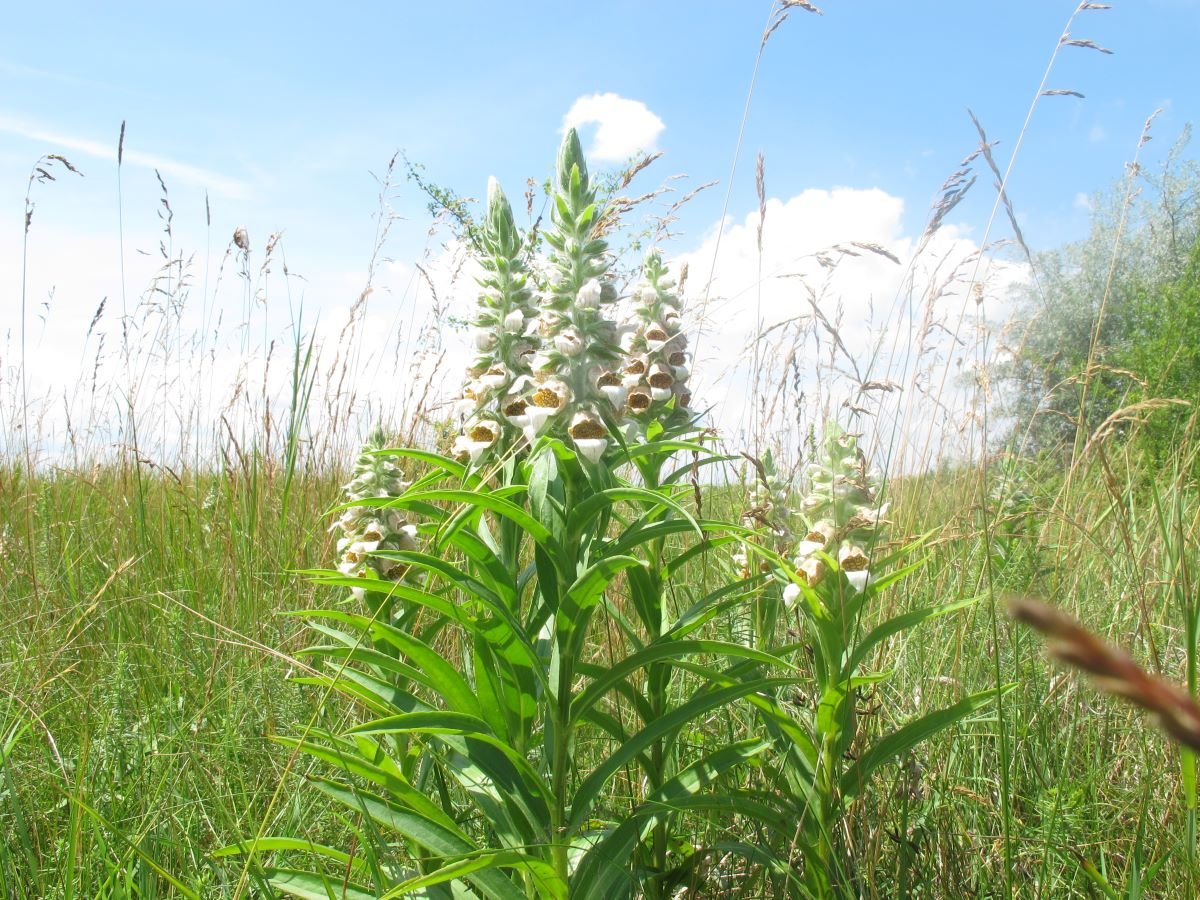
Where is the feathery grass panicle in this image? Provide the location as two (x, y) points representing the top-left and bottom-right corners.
(1011, 596), (1200, 754)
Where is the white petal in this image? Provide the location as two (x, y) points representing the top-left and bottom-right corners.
(782, 583), (802, 609)
(795, 540), (824, 558)
(467, 441), (492, 464)
(845, 569), (873, 593)
(574, 438), (607, 463)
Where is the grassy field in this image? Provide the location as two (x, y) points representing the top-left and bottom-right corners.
(5, 5), (1200, 897)
(5, 421), (1200, 897)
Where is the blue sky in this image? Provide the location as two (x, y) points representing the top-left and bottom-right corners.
(2, 0), (1198, 462)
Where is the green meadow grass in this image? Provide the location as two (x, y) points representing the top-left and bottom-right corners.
(3, 432), (1199, 896)
(5, 5), (1200, 895)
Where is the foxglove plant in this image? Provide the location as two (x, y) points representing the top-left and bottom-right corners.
(749, 421), (1006, 898)
(785, 424), (887, 602)
(229, 130), (794, 900)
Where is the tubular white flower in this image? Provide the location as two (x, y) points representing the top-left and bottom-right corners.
(503, 309), (525, 332)
(530, 379), (570, 411)
(798, 556), (826, 586)
(644, 323), (670, 352)
(599, 383), (627, 409)
(526, 405), (557, 434)
(554, 329), (584, 357)
(574, 438), (607, 463)
(576, 278), (603, 309)
(479, 365), (509, 390)
(451, 433), (473, 463)
(782, 582), (802, 609)
(626, 386), (653, 414)
(844, 568), (873, 593)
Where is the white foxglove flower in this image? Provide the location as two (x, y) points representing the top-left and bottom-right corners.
(451, 433), (473, 463)
(648, 362), (674, 400)
(798, 556), (826, 586)
(501, 395), (530, 423)
(845, 569), (873, 593)
(457, 419), (501, 464)
(503, 309), (525, 332)
(554, 329), (584, 357)
(576, 278), (603, 309)
(599, 383), (627, 409)
(644, 323), (670, 352)
(574, 438), (607, 463)
(479, 365), (509, 390)
(626, 386), (653, 414)
(782, 582), (802, 609)
(531, 379), (570, 411)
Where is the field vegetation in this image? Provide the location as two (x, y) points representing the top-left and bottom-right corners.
(4, 2), (1200, 897)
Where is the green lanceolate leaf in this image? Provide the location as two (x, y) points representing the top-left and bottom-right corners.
(269, 733), (454, 828)
(387, 487), (553, 547)
(839, 685), (1014, 799)
(306, 610), (483, 717)
(295, 572), (470, 625)
(559, 555), (647, 660)
(261, 868), (379, 900)
(311, 779), (527, 900)
(349, 711), (553, 846)
(568, 678), (796, 834)
(568, 486), (701, 538)
(383, 849), (567, 900)
(843, 596), (979, 677)
(372, 446), (478, 486)
(570, 640), (785, 727)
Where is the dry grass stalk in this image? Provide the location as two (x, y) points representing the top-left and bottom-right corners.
(1009, 596), (1200, 753)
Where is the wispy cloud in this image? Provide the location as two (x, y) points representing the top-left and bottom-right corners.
(0, 112), (250, 199)
(0, 57), (121, 93)
(563, 93), (665, 162)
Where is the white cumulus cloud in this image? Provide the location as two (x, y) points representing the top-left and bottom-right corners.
(672, 186), (1027, 470)
(563, 93), (665, 162)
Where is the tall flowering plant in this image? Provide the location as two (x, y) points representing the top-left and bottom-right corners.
(226, 133), (1002, 899)
(227, 131), (793, 900)
(735, 424), (1009, 897)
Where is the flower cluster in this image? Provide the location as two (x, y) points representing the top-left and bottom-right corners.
(531, 127), (627, 463)
(450, 129), (696, 469)
(451, 177), (541, 464)
(333, 428), (419, 603)
(783, 425), (888, 606)
(621, 251), (692, 435)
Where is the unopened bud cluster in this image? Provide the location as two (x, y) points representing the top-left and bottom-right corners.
(783, 425), (888, 607)
(333, 428), (419, 601)
(451, 129), (695, 468)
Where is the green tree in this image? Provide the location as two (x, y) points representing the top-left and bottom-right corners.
(1000, 127), (1200, 458)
